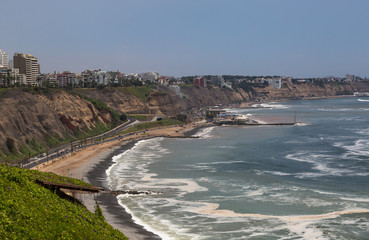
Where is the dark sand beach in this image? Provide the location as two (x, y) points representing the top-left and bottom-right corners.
(86, 142), (162, 240)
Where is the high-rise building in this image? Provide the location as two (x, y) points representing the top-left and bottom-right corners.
(13, 53), (39, 85)
(194, 77), (207, 88)
(0, 49), (9, 68)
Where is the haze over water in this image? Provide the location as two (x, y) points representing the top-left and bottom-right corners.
(107, 97), (369, 240)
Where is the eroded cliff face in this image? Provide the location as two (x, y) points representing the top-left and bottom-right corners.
(75, 88), (150, 114)
(0, 89), (113, 157)
(253, 82), (356, 101)
(76, 86), (253, 118)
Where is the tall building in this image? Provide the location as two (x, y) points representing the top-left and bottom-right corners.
(193, 77), (207, 88)
(13, 53), (39, 85)
(0, 49), (9, 68)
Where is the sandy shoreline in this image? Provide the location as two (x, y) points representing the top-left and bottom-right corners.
(37, 123), (208, 240)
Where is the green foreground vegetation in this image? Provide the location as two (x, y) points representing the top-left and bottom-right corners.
(0, 164), (127, 240)
(121, 118), (183, 134)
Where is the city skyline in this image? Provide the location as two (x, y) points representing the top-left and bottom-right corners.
(2, 0), (369, 78)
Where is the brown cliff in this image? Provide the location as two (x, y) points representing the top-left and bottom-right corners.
(0, 89), (116, 162)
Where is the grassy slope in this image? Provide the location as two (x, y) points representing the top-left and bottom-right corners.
(121, 118), (183, 134)
(0, 165), (127, 240)
(118, 86), (151, 101)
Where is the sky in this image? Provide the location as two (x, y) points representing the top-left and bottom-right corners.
(1, 0), (369, 78)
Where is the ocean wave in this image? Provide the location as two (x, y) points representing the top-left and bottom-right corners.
(340, 197), (369, 203)
(253, 103), (290, 109)
(295, 122), (309, 126)
(286, 151), (355, 177)
(354, 127), (369, 136)
(358, 99), (369, 102)
(117, 198), (199, 240)
(194, 126), (216, 139)
(106, 137), (168, 190)
(318, 107), (369, 112)
(134, 173), (208, 196)
(264, 171), (291, 176)
(334, 139), (369, 158)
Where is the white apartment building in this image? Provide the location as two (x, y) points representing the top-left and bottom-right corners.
(140, 72), (160, 83)
(0, 49), (9, 68)
(92, 70), (109, 85)
(268, 77), (282, 89)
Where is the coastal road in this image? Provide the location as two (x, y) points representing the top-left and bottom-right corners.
(23, 118), (139, 169)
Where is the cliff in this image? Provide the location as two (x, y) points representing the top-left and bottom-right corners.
(252, 82), (356, 101)
(0, 89), (118, 162)
(1, 81), (369, 163)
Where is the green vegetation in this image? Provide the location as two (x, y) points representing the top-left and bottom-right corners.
(1, 138), (48, 164)
(77, 94), (122, 124)
(44, 134), (65, 148)
(0, 88), (9, 98)
(121, 118), (183, 134)
(0, 164), (127, 239)
(118, 86), (151, 101)
(180, 84), (195, 88)
(128, 114), (149, 121)
(78, 120), (111, 138)
(20, 86), (55, 95)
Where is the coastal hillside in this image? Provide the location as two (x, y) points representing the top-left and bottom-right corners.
(0, 88), (124, 163)
(0, 164), (127, 239)
(1, 81), (369, 163)
(74, 86), (251, 117)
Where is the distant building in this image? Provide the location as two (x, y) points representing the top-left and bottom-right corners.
(13, 53), (39, 85)
(210, 75), (232, 89)
(268, 77), (282, 89)
(40, 73), (58, 86)
(57, 73), (70, 87)
(0, 49), (9, 68)
(140, 72), (159, 83)
(9, 68), (21, 85)
(92, 70), (109, 85)
(108, 71), (122, 85)
(81, 70), (93, 87)
(159, 76), (171, 86)
(193, 77), (207, 88)
(122, 73), (141, 83)
(211, 75), (224, 87)
(345, 74), (353, 82)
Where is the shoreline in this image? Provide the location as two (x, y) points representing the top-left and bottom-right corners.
(86, 141), (162, 240)
(37, 123), (208, 240)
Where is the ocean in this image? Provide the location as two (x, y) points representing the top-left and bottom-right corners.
(106, 97), (369, 240)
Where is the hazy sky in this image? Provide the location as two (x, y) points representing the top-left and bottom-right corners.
(2, 0), (369, 77)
